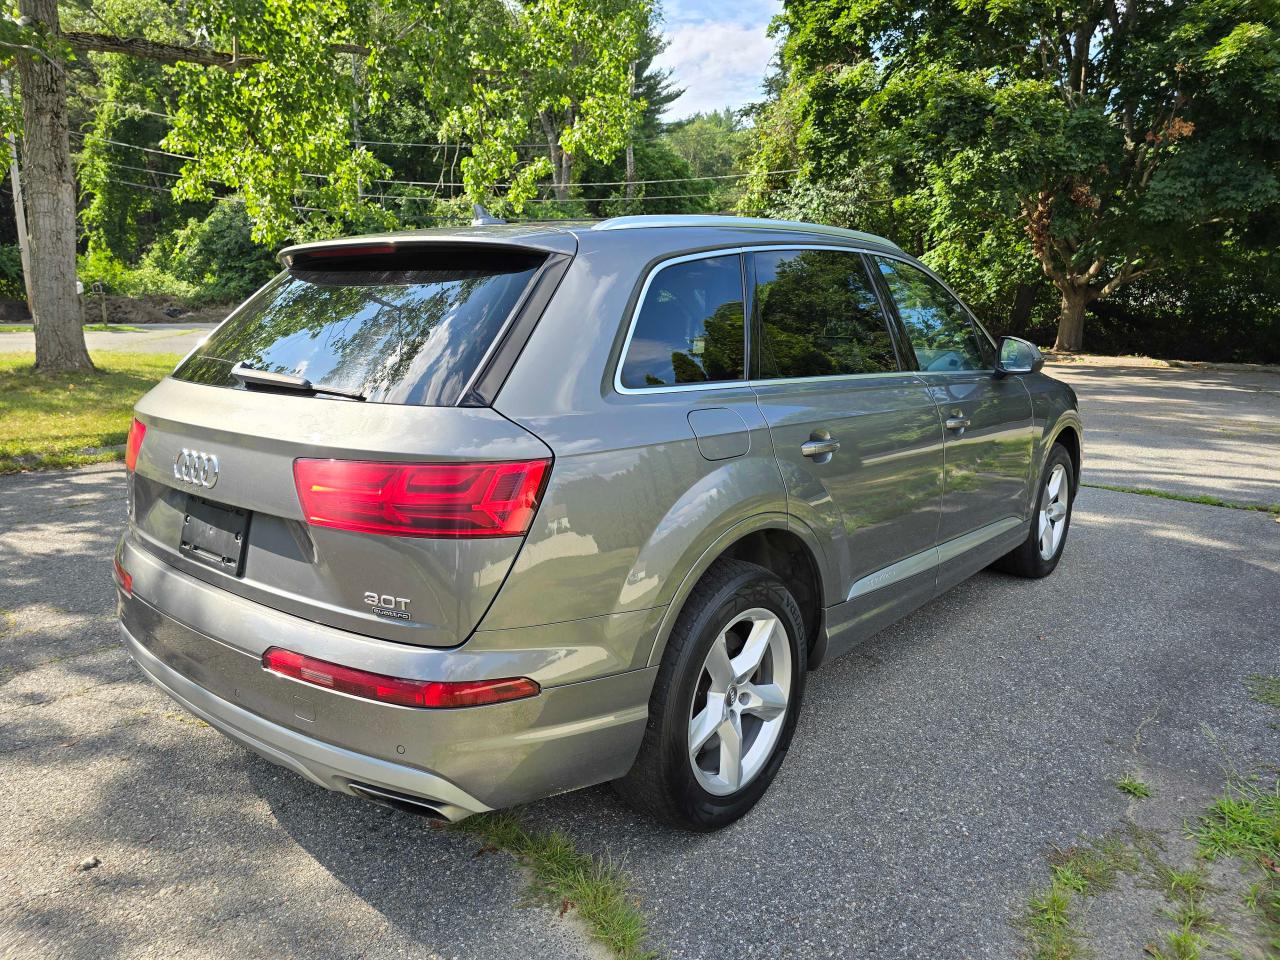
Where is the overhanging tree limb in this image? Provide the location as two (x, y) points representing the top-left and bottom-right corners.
(63, 31), (368, 68)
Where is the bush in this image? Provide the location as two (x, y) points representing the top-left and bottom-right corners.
(141, 203), (279, 304)
(79, 203), (280, 306)
(0, 244), (23, 300)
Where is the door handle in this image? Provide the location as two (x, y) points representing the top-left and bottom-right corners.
(801, 437), (841, 458)
(944, 415), (971, 432)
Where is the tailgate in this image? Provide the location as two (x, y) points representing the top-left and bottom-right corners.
(129, 377), (552, 647)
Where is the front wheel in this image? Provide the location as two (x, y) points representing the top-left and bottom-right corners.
(994, 443), (1075, 578)
(614, 559), (806, 831)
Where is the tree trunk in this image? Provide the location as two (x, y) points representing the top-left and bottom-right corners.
(1053, 288), (1090, 353)
(19, 0), (93, 373)
(1009, 282), (1036, 333)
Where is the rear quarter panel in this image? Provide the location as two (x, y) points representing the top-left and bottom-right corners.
(482, 232), (793, 666)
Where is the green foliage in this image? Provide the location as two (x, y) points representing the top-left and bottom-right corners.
(748, 0), (1280, 350)
(139, 203), (278, 304)
(79, 202), (276, 303)
(0, 244), (24, 299)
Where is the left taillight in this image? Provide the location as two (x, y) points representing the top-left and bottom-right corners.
(124, 417), (146, 472)
(262, 647), (539, 708)
(292, 458), (551, 539)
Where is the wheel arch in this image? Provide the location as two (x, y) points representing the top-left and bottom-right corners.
(645, 514), (833, 672)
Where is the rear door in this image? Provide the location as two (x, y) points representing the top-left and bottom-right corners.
(871, 256), (1035, 564)
(747, 247), (945, 655)
(128, 242), (562, 648)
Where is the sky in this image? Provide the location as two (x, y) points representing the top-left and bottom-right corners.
(653, 0), (783, 120)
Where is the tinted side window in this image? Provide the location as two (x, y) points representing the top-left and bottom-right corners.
(619, 255), (745, 389)
(875, 258), (995, 372)
(754, 249), (899, 379)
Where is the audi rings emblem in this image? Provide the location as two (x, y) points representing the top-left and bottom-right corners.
(173, 448), (220, 489)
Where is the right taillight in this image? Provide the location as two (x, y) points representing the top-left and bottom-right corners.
(124, 417), (146, 472)
(292, 458), (551, 539)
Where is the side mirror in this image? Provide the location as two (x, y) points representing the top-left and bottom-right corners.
(995, 336), (1044, 377)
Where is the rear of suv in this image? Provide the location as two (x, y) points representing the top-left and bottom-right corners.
(116, 215), (1081, 830)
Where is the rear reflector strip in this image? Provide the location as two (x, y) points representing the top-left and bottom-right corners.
(262, 647), (539, 708)
(112, 555), (133, 597)
(125, 417), (146, 472)
(292, 458), (550, 538)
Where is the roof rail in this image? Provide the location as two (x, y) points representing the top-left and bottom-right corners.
(591, 215), (900, 250)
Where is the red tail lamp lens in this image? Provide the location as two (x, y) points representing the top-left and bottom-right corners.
(261, 647), (539, 708)
(112, 555), (133, 597)
(292, 458), (550, 538)
(125, 418), (146, 472)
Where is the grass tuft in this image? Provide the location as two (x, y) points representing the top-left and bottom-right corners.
(1245, 675), (1280, 711)
(1082, 482), (1280, 516)
(0, 351), (180, 474)
(455, 813), (653, 960)
(1024, 883), (1081, 960)
(1117, 775), (1153, 799)
(1191, 779), (1280, 949)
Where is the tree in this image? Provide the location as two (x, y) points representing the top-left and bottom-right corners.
(750, 0), (1280, 350)
(0, 0), (649, 372)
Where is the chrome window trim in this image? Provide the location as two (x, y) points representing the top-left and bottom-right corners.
(749, 370), (924, 389)
(614, 242), (901, 397)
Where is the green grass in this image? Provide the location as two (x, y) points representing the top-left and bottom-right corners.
(1192, 779), (1280, 951)
(1024, 883), (1082, 960)
(455, 813), (653, 960)
(0, 351), (180, 474)
(1245, 675), (1280, 711)
(1024, 837), (1143, 959)
(1117, 775), (1153, 799)
(1082, 482), (1280, 516)
(0, 323), (144, 333)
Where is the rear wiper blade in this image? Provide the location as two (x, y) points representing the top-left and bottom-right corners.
(230, 362), (365, 401)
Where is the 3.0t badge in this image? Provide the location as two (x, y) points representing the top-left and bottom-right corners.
(173, 448), (220, 489)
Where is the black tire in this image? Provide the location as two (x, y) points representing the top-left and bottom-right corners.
(994, 443), (1075, 578)
(614, 558), (807, 831)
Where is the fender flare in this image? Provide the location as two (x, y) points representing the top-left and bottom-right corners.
(643, 511), (832, 669)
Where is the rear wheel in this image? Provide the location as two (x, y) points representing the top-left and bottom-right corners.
(615, 559), (806, 830)
(995, 443), (1075, 578)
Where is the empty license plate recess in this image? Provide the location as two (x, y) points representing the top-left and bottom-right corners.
(180, 495), (250, 576)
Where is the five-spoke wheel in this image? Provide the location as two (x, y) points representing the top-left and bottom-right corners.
(688, 608), (792, 796)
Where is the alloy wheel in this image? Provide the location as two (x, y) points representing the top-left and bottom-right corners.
(687, 607), (793, 797)
(1038, 463), (1070, 560)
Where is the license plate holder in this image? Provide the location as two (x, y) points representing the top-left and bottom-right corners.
(179, 495), (250, 577)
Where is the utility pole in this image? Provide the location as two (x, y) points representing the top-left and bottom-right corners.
(624, 60), (637, 202)
(2, 73), (35, 310)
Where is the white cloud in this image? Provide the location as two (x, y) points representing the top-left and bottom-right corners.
(655, 15), (780, 120)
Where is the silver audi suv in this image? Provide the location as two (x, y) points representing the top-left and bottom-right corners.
(116, 214), (1082, 830)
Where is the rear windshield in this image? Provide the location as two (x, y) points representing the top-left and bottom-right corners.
(173, 247), (544, 406)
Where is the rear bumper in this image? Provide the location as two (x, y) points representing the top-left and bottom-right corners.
(120, 620), (488, 820)
(116, 539), (657, 818)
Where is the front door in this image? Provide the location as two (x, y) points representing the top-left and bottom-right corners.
(748, 247), (945, 657)
(871, 256), (1035, 581)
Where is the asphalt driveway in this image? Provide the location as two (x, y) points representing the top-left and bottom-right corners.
(2, 365), (1277, 959)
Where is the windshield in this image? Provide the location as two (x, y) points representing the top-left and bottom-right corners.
(173, 248), (544, 406)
